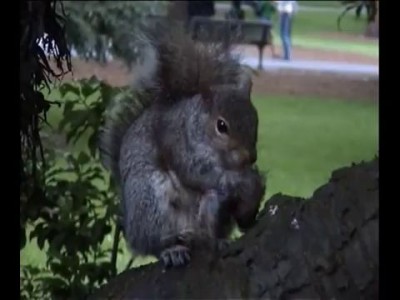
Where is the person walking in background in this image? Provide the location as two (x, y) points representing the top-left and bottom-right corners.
(226, 0), (278, 59)
(226, 0), (245, 20)
(275, 0), (298, 61)
(258, 0), (278, 58)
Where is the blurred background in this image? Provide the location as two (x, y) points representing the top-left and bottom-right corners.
(20, 1), (378, 299)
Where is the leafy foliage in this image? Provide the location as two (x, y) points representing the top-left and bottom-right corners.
(20, 1), (166, 298)
(63, 1), (167, 65)
(21, 79), (133, 299)
(20, 0), (71, 232)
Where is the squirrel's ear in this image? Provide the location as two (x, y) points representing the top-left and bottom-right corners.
(200, 87), (213, 107)
(238, 67), (253, 98)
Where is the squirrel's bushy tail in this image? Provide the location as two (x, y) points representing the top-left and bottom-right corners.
(131, 19), (250, 102)
(99, 19), (252, 181)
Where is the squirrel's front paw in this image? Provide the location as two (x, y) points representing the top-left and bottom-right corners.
(215, 238), (231, 253)
(204, 188), (230, 204)
(160, 245), (191, 268)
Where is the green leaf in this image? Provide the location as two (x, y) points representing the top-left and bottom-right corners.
(99, 82), (115, 104)
(37, 234), (46, 250)
(87, 75), (101, 86)
(39, 276), (68, 290)
(30, 222), (46, 240)
(59, 83), (80, 98)
(65, 110), (89, 144)
(81, 82), (99, 99)
(49, 262), (71, 278)
(77, 152), (91, 165)
(88, 132), (99, 158)
(49, 232), (66, 253)
(60, 95), (85, 131)
(63, 100), (75, 117)
(20, 226), (26, 250)
(46, 166), (66, 179)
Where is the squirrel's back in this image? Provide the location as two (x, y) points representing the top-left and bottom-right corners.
(98, 19), (251, 182)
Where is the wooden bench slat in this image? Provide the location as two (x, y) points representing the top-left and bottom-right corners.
(189, 17), (273, 70)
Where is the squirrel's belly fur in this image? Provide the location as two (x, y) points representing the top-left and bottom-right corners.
(119, 110), (219, 256)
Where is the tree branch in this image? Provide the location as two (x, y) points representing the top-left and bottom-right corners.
(89, 157), (379, 299)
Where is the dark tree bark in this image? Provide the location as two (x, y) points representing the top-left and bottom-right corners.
(365, 0), (379, 38)
(89, 158), (379, 299)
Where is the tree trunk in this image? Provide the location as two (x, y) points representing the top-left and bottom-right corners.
(365, 0), (379, 38)
(89, 158), (379, 299)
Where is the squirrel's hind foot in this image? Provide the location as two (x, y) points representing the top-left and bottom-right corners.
(160, 245), (191, 268)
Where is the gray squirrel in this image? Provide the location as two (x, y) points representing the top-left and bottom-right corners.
(99, 21), (266, 268)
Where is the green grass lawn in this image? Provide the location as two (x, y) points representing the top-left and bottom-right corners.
(21, 91), (379, 272)
(272, 10), (378, 57)
(254, 96), (378, 199)
(300, 1), (342, 8)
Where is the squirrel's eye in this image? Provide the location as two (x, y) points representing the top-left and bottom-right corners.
(217, 119), (229, 135)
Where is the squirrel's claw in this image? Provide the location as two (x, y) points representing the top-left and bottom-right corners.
(160, 245), (191, 268)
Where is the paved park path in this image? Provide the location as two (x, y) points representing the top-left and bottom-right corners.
(67, 48), (379, 77)
(215, 2), (340, 13)
(242, 56), (379, 76)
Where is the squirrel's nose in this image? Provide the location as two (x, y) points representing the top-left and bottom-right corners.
(240, 149), (257, 166)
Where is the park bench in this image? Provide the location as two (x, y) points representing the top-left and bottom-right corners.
(189, 16), (273, 70)
(144, 15), (273, 70)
